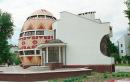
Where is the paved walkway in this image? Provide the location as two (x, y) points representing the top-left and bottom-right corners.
(115, 66), (130, 72)
(0, 66), (91, 81)
(0, 66), (91, 74)
(104, 66), (130, 82)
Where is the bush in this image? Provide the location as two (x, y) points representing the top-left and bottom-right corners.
(103, 73), (108, 78)
(125, 73), (129, 77)
(112, 73), (115, 77)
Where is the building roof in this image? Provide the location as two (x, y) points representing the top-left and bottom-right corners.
(37, 39), (66, 49)
(60, 11), (110, 24)
(21, 9), (55, 31)
(48, 39), (64, 43)
(30, 9), (53, 16)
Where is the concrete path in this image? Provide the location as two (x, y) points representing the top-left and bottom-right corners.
(115, 66), (130, 72)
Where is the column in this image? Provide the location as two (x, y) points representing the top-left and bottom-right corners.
(43, 51), (46, 65)
(46, 47), (48, 63)
(59, 46), (61, 63)
(40, 49), (42, 65)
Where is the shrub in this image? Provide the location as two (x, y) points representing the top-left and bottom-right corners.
(116, 73), (121, 77)
(112, 73), (115, 77)
(103, 73), (108, 78)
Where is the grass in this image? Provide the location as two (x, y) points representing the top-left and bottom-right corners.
(48, 72), (130, 82)
(115, 64), (129, 66)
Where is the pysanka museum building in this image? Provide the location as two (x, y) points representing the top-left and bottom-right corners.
(18, 9), (114, 72)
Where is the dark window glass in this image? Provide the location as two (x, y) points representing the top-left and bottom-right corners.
(20, 33), (24, 37)
(121, 44), (123, 47)
(36, 50), (40, 54)
(24, 50), (34, 55)
(48, 47), (59, 62)
(24, 32), (28, 36)
(27, 17), (30, 20)
(36, 31), (44, 35)
(24, 31), (35, 36)
(19, 51), (24, 55)
(121, 50), (123, 53)
(30, 15), (37, 19)
(28, 31), (35, 36)
(38, 15), (45, 18)
(46, 15), (54, 20)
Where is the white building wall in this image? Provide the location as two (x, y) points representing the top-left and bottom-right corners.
(118, 32), (130, 56)
(118, 36), (127, 56)
(54, 11), (114, 65)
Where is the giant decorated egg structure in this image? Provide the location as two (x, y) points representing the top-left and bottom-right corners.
(18, 9), (56, 65)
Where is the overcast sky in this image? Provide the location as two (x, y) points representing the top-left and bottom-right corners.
(0, 0), (128, 45)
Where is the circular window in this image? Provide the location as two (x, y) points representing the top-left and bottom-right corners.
(100, 35), (109, 56)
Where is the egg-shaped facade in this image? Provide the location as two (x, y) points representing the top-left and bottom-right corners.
(18, 9), (56, 65)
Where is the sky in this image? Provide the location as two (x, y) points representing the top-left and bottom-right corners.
(0, 0), (129, 45)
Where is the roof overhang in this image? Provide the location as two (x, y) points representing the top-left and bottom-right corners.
(37, 43), (66, 49)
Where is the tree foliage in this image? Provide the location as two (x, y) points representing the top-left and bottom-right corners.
(10, 53), (20, 65)
(125, 0), (130, 28)
(106, 37), (121, 63)
(125, 0), (130, 65)
(106, 37), (118, 57)
(0, 11), (13, 39)
(0, 10), (14, 64)
(125, 10), (130, 24)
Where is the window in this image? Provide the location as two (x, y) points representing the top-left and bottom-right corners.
(24, 31), (35, 36)
(30, 15), (37, 19)
(19, 51), (24, 55)
(46, 15), (56, 20)
(20, 33), (24, 37)
(48, 47), (59, 62)
(36, 50), (40, 54)
(38, 15), (45, 18)
(46, 15), (52, 19)
(121, 50), (123, 53)
(28, 31), (35, 35)
(121, 44), (123, 47)
(24, 32), (28, 36)
(36, 31), (44, 35)
(24, 50), (34, 55)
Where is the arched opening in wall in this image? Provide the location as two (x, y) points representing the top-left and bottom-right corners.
(100, 35), (110, 56)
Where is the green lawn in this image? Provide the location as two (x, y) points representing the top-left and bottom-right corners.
(116, 64), (130, 66)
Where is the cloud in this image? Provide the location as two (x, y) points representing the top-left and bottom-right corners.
(0, 0), (128, 45)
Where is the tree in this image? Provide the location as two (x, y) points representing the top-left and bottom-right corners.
(125, 0), (130, 25)
(107, 39), (119, 56)
(125, 0), (130, 65)
(0, 10), (14, 64)
(104, 35), (119, 56)
(100, 35), (118, 57)
(105, 36), (121, 64)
